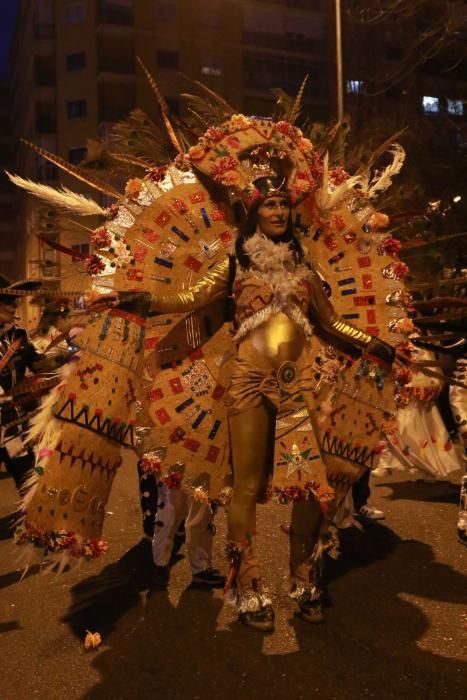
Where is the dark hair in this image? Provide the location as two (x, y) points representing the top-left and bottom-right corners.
(235, 197), (303, 269)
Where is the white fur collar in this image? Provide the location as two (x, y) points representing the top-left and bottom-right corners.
(234, 232), (313, 341)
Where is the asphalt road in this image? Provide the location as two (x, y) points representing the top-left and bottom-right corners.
(0, 457), (466, 700)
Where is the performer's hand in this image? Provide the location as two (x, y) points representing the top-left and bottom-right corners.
(365, 337), (396, 370)
(87, 292), (120, 312)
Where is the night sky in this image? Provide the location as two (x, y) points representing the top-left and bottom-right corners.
(0, 0), (19, 79)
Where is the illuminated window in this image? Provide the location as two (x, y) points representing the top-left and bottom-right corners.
(447, 99), (464, 116)
(422, 96), (439, 114)
(346, 80), (362, 94)
(201, 63), (222, 77)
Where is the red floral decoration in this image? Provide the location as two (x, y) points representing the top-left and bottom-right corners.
(394, 366), (413, 386)
(86, 254), (106, 276)
(148, 165), (168, 182)
(164, 471), (183, 489)
(91, 227), (112, 248)
(382, 237), (402, 255)
(140, 456), (161, 475)
(329, 166), (350, 186)
(205, 126), (226, 142)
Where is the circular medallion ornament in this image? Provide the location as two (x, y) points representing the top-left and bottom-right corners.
(277, 361), (297, 390)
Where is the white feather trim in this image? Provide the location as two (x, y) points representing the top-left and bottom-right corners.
(235, 233), (314, 339)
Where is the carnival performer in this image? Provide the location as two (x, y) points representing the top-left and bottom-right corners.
(0, 276), (45, 497)
(151, 481), (224, 588)
(447, 345), (467, 545)
(94, 175), (395, 631)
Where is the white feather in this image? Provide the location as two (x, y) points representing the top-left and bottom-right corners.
(6, 172), (106, 217)
(361, 144), (406, 200)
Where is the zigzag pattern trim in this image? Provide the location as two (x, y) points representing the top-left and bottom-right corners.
(54, 398), (135, 447)
(322, 431), (376, 470)
(54, 440), (122, 474)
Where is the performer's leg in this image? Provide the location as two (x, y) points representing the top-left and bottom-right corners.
(185, 498), (225, 587)
(289, 498), (325, 623)
(228, 402), (275, 540)
(7, 450), (35, 497)
(226, 401), (276, 631)
(353, 469), (384, 520)
(137, 460), (158, 540)
(459, 474), (467, 546)
(152, 485), (188, 586)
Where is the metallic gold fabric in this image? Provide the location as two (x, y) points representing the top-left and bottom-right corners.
(308, 267), (373, 348)
(151, 258), (229, 313)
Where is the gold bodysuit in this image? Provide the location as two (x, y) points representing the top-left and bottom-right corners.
(152, 253), (373, 416)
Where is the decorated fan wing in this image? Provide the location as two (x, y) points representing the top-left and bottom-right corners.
(91, 165), (234, 297)
(298, 194), (408, 346)
(141, 300), (234, 499)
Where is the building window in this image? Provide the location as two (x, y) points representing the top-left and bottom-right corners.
(66, 51), (86, 71)
(155, 1), (176, 22)
(346, 80), (362, 94)
(447, 99), (464, 116)
(68, 147), (87, 164)
(422, 96), (440, 114)
(200, 63), (222, 77)
(71, 243), (90, 263)
(67, 99), (87, 118)
(37, 163), (59, 181)
(156, 50), (179, 69)
(98, 0), (133, 25)
(64, 1), (86, 24)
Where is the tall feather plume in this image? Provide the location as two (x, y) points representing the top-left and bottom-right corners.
(190, 79), (234, 117)
(136, 57), (185, 154)
(20, 138), (121, 199)
(6, 173), (107, 216)
(286, 75), (309, 124)
(111, 152), (152, 170)
(110, 109), (170, 167)
(180, 75), (234, 131)
(271, 88), (295, 121)
(361, 144), (406, 199)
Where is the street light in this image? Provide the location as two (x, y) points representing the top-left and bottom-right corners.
(335, 0), (344, 161)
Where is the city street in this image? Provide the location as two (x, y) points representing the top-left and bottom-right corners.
(0, 459), (466, 700)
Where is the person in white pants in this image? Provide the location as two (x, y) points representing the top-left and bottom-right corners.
(449, 354), (467, 545)
(152, 484), (225, 588)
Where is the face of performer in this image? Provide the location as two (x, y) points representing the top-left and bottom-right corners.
(256, 195), (290, 238)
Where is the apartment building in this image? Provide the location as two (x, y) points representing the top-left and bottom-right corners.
(9, 0), (331, 325)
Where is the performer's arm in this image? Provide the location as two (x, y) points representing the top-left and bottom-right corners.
(308, 267), (395, 367)
(88, 258), (230, 314)
(150, 258), (230, 313)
